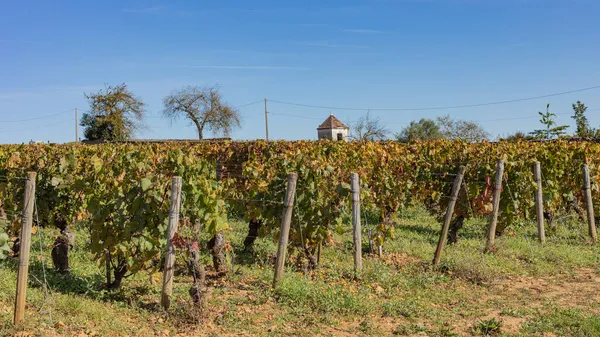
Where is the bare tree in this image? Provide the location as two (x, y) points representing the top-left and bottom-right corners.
(351, 112), (390, 141)
(162, 86), (241, 140)
(436, 115), (488, 142)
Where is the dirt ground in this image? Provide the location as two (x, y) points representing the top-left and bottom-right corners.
(6, 268), (599, 337)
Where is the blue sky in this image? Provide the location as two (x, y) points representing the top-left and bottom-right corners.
(1, 0), (599, 143)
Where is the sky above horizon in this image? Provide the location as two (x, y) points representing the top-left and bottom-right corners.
(1, 0), (600, 143)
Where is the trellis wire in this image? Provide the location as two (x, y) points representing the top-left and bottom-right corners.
(0, 176), (28, 181)
(462, 177), (476, 219)
(290, 179), (307, 258)
(501, 175), (538, 259)
(538, 164), (592, 241)
(223, 198), (283, 205)
(362, 208), (374, 255)
(34, 197), (54, 325)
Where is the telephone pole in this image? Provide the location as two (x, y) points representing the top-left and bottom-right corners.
(75, 108), (78, 143)
(264, 98), (269, 141)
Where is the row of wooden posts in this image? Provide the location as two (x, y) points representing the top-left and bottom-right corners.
(271, 172), (366, 287)
(270, 161), (599, 287)
(11, 161), (598, 322)
(434, 160), (597, 267)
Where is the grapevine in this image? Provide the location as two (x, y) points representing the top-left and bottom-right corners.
(0, 139), (598, 274)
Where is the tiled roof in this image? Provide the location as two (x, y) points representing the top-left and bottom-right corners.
(317, 114), (349, 130)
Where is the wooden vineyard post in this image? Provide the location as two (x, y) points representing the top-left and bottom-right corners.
(215, 159), (223, 181)
(13, 172), (36, 325)
(485, 160), (505, 252)
(533, 161), (546, 243)
(351, 173), (363, 275)
(273, 173), (298, 288)
(105, 250), (111, 286)
(582, 165), (597, 241)
(161, 176), (182, 311)
(316, 241), (322, 265)
(433, 166), (465, 266)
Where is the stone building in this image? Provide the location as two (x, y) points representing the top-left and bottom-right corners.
(317, 114), (349, 141)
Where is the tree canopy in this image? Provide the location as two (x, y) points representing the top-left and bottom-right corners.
(80, 83), (145, 141)
(436, 115), (488, 142)
(397, 115), (488, 142)
(571, 101), (598, 138)
(502, 131), (533, 142)
(396, 118), (442, 142)
(162, 86), (241, 140)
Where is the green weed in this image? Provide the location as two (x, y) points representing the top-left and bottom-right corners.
(472, 318), (502, 336)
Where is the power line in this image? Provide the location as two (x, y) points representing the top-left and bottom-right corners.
(270, 110), (589, 126)
(0, 109), (74, 123)
(473, 113), (572, 123)
(0, 118), (72, 133)
(269, 111), (324, 120)
(269, 85), (600, 112)
(388, 112), (575, 125)
(470, 108), (599, 123)
(235, 100), (263, 108)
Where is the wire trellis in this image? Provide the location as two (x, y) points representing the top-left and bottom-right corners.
(34, 197), (54, 325)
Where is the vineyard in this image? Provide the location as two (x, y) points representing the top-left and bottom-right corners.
(1, 140), (600, 336)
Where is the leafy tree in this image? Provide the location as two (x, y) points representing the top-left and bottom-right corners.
(80, 84), (145, 141)
(162, 86), (241, 140)
(502, 131), (533, 142)
(396, 118), (443, 142)
(436, 115), (489, 142)
(350, 112), (389, 141)
(529, 104), (569, 140)
(571, 101), (598, 138)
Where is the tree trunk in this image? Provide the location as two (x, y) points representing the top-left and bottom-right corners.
(544, 211), (556, 232)
(208, 232), (227, 275)
(304, 246), (318, 270)
(243, 218), (262, 251)
(567, 199), (586, 221)
(12, 238), (20, 257)
(50, 216), (74, 273)
(367, 229), (374, 254)
(316, 241), (322, 265)
(105, 250), (112, 286)
(51, 227), (74, 273)
(447, 215), (464, 245)
(188, 250), (208, 307)
(191, 118), (204, 140)
(107, 255), (128, 290)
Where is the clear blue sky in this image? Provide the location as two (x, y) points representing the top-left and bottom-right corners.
(1, 0), (599, 143)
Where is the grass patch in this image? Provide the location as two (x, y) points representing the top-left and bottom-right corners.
(0, 208), (598, 336)
(522, 309), (600, 336)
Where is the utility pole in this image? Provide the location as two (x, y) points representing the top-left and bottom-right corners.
(75, 108), (78, 143)
(264, 98), (269, 141)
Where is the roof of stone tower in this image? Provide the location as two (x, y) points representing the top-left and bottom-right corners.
(317, 114), (349, 130)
